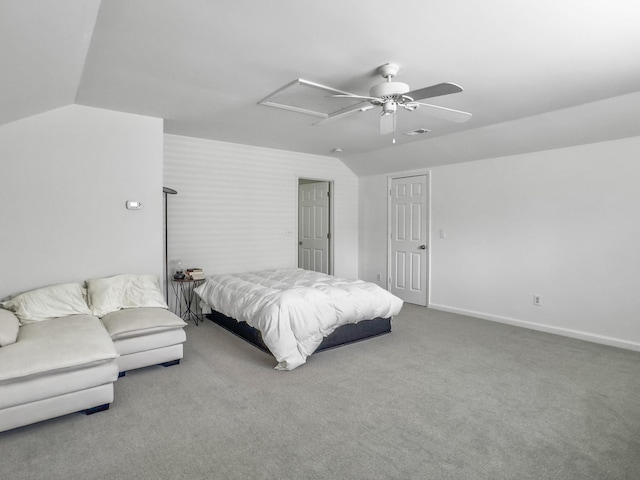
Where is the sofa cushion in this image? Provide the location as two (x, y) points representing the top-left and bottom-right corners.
(0, 309), (20, 347)
(0, 360), (119, 410)
(86, 274), (169, 317)
(101, 307), (186, 340)
(114, 329), (187, 356)
(0, 283), (92, 325)
(0, 315), (118, 384)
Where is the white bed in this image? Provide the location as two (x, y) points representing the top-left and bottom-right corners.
(194, 269), (403, 370)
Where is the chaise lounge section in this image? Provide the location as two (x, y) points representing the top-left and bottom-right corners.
(0, 311), (119, 433)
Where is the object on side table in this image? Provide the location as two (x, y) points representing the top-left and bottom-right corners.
(173, 260), (185, 280)
(185, 268), (205, 280)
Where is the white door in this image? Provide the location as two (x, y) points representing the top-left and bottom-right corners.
(298, 181), (330, 274)
(389, 175), (428, 306)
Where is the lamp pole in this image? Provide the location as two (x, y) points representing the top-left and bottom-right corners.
(162, 186), (178, 303)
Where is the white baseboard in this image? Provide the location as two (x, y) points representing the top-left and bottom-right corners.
(428, 303), (640, 352)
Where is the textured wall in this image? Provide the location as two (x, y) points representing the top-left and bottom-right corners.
(163, 134), (359, 282)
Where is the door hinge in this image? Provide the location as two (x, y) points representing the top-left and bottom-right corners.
(327, 232), (331, 239)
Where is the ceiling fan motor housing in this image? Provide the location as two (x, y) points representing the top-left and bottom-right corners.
(370, 81), (410, 100)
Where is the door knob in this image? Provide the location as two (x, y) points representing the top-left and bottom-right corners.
(419, 244), (427, 250)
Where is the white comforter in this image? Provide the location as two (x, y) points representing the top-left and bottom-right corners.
(194, 269), (403, 370)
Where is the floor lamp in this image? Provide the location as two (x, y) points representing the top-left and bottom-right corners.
(163, 186), (178, 303)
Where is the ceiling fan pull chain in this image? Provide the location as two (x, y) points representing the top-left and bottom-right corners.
(393, 112), (397, 144)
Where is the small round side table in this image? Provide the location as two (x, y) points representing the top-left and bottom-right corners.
(171, 278), (205, 325)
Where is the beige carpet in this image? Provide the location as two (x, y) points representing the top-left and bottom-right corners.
(2, 304), (640, 479)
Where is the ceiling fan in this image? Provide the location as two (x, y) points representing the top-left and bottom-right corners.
(319, 63), (472, 142)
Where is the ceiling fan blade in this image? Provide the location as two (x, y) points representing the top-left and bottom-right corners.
(333, 93), (380, 102)
(313, 104), (373, 125)
(405, 82), (463, 101)
(415, 102), (472, 123)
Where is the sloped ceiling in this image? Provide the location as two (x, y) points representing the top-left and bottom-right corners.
(2, 0), (640, 176)
(0, 0), (101, 126)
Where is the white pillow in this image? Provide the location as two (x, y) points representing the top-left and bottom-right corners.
(0, 309), (20, 346)
(86, 274), (168, 317)
(0, 283), (92, 325)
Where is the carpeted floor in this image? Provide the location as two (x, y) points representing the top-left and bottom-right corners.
(2, 304), (640, 480)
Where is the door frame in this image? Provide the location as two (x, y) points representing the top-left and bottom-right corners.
(387, 173), (431, 306)
(297, 177), (334, 275)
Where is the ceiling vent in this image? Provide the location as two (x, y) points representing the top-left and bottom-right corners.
(259, 79), (365, 119)
(403, 128), (431, 136)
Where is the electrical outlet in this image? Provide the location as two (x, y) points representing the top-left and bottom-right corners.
(377, 273), (382, 281)
(533, 295), (542, 306)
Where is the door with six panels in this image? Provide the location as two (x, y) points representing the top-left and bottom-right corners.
(298, 181), (330, 274)
(389, 175), (428, 306)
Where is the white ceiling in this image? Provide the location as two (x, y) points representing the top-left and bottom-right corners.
(3, 0), (640, 176)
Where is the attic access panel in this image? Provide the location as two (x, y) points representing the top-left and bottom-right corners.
(258, 79), (366, 119)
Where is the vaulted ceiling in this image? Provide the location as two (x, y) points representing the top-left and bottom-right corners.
(2, 0), (640, 175)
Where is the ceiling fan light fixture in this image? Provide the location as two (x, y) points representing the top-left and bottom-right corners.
(381, 101), (397, 115)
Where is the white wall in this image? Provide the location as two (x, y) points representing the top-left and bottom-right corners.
(358, 174), (389, 286)
(0, 105), (164, 298)
(359, 136), (640, 351)
(163, 134), (359, 279)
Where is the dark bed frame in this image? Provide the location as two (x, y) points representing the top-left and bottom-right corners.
(206, 310), (392, 356)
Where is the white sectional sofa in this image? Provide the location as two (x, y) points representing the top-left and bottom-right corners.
(0, 274), (187, 433)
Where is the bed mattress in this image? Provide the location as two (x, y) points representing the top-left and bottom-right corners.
(195, 269), (403, 370)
